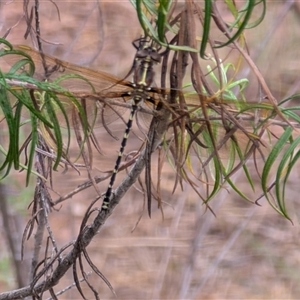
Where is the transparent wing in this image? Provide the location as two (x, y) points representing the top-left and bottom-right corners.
(5, 45), (135, 130)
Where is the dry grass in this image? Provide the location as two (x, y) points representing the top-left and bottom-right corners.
(1, 1), (300, 299)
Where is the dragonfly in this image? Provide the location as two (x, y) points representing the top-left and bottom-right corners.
(100, 38), (162, 212)
(2, 39), (269, 215)
(3, 38), (173, 215)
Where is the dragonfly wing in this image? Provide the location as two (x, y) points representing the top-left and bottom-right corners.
(5, 46), (135, 131)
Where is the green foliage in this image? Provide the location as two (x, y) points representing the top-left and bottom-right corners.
(1, 0), (300, 220)
(131, 0), (267, 55)
(0, 40), (91, 184)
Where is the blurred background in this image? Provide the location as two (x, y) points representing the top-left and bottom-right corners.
(1, 0), (300, 299)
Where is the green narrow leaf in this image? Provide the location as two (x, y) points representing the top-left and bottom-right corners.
(225, 140), (236, 173)
(281, 149), (300, 212)
(13, 100), (23, 170)
(275, 136), (300, 220)
(0, 143), (42, 178)
(157, 0), (170, 42)
(245, 0), (266, 28)
(206, 65), (220, 86)
(9, 89), (54, 128)
(200, 0), (212, 58)
(136, 0), (150, 36)
(200, 128), (223, 202)
(234, 138), (256, 191)
(48, 92), (72, 154)
(7, 59), (34, 76)
(215, 0), (256, 48)
(280, 107), (300, 123)
(0, 38), (13, 49)
(261, 126), (292, 205)
(279, 93), (300, 106)
(26, 112), (38, 186)
(225, 0), (238, 18)
(51, 75), (94, 158)
(241, 162), (255, 191)
(221, 139), (253, 202)
(224, 176), (253, 202)
(0, 48), (35, 76)
(0, 74), (18, 177)
(205, 155), (222, 203)
(59, 90), (91, 155)
(44, 92), (64, 170)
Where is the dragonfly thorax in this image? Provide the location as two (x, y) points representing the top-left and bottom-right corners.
(134, 60), (155, 87)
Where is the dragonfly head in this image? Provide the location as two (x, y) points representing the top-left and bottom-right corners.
(136, 47), (161, 64)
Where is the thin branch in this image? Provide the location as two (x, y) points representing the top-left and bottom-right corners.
(0, 103), (169, 300)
